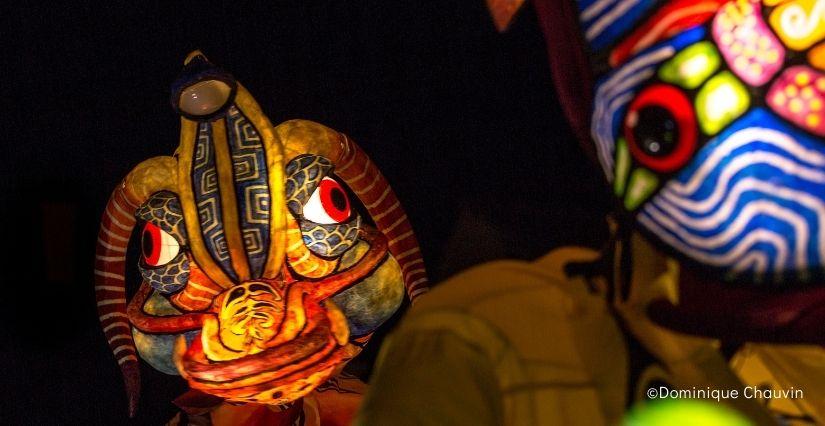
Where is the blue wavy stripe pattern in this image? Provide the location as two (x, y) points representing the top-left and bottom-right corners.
(577, 0), (660, 50)
(638, 109), (825, 282)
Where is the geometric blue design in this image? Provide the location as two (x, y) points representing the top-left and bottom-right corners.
(192, 122), (238, 281)
(577, 0), (660, 50)
(140, 251), (190, 294)
(135, 191), (188, 243)
(299, 218), (361, 257)
(285, 154), (333, 215)
(226, 106), (270, 278)
(638, 108), (825, 284)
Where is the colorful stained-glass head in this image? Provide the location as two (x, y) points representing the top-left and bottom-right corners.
(94, 52), (428, 416)
(582, 0), (825, 284)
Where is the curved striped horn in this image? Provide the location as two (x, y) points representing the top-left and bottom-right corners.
(94, 156), (178, 417)
(277, 120), (429, 301)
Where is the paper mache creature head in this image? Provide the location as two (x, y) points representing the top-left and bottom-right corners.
(579, 0), (825, 286)
(94, 51), (428, 416)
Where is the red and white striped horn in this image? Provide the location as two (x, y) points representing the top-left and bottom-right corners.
(334, 136), (429, 301)
(278, 120), (429, 302)
(94, 156), (177, 417)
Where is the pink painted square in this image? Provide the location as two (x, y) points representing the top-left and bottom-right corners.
(767, 66), (825, 136)
(712, 0), (785, 87)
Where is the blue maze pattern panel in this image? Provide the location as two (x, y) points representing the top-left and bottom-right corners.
(226, 106), (271, 279)
(193, 122), (237, 281)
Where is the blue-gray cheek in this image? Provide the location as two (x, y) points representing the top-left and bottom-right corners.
(133, 329), (198, 375)
(331, 254), (404, 337)
(133, 290), (198, 375)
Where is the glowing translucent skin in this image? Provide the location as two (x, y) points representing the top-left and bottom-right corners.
(94, 54), (429, 418)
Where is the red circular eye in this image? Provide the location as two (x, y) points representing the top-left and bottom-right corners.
(318, 177), (351, 223)
(142, 223), (162, 265)
(141, 222), (180, 266)
(624, 84), (697, 173)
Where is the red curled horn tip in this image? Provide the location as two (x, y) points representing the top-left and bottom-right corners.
(95, 183), (143, 417)
(332, 134), (430, 302)
(95, 157), (177, 417)
(122, 361), (141, 417)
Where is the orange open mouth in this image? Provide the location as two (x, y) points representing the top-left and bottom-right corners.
(126, 227), (388, 406)
(175, 286), (351, 405)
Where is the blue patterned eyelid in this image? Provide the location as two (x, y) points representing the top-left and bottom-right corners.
(285, 154), (334, 215)
(140, 251), (190, 294)
(136, 191), (188, 243)
(300, 216), (361, 257)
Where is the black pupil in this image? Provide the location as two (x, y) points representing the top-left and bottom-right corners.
(632, 106), (679, 157)
(329, 187), (347, 212)
(142, 228), (154, 258)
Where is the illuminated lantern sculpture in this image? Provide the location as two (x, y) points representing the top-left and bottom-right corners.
(580, 2), (825, 417)
(575, 0), (825, 419)
(94, 52), (428, 422)
(469, 0), (825, 422)
(481, 0), (825, 338)
(580, 0), (825, 285)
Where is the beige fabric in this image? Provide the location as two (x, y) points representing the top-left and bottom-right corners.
(357, 247), (628, 425)
(732, 344), (825, 425)
(357, 240), (818, 425)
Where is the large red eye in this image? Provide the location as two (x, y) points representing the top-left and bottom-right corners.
(624, 84), (697, 173)
(141, 222), (180, 266)
(303, 177), (351, 224)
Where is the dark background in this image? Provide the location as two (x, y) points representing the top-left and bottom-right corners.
(0, 1), (609, 424)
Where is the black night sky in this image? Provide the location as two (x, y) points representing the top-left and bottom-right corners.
(0, 1), (609, 423)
